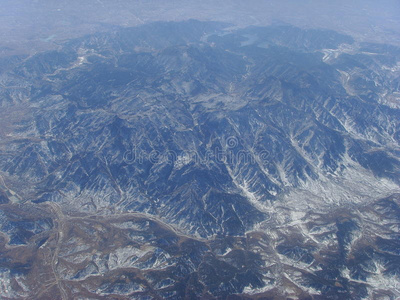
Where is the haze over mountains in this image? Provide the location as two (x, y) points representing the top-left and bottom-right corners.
(0, 1), (400, 300)
(1, 0), (400, 57)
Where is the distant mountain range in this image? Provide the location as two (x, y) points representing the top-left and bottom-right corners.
(0, 20), (399, 299)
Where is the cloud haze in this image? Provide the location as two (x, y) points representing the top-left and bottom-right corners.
(0, 0), (399, 57)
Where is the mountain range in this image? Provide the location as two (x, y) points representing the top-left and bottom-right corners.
(0, 20), (399, 299)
